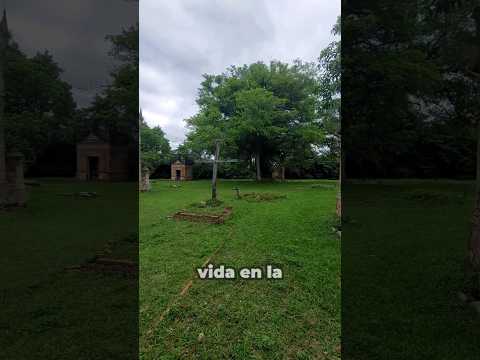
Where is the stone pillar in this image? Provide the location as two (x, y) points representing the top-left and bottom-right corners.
(6, 151), (27, 206)
(0, 141), (6, 205)
(140, 168), (150, 192)
(0, 18), (7, 205)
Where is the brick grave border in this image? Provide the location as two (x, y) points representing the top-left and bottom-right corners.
(172, 207), (233, 224)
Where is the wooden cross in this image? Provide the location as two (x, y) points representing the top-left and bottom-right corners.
(196, 140), (238, 201)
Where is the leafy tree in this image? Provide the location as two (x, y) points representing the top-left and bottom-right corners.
(140, 113), (171, 171)
(86, 23), (138, 145)
(343, 0), (480, 297)
(4, 40), (76, 167)
(185, 60), (324, 180)
(318, 17), (341, 178)
(427, 0), (480, 298)
(232, 87), (286, 180)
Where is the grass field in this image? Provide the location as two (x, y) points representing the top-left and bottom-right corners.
(5, 178), (477, 358)
(140, 179), (340, 359)
(343, 181), (480, 359)
(0, 179), (138, 359)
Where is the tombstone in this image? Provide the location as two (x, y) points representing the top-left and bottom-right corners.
(5, 151), (27, 206)
(272, 165), (285, 181)
(0, 151), (27, 207)
(0, 9), (9, 206)
(140, 168), (151, 192)
(0, 11), (27, 208)
(0, 149), (7, 205)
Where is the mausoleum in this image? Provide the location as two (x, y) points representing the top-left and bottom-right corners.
(171, 159), (193, 181)
(76, 133), (129, 181)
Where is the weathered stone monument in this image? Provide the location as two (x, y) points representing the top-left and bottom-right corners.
(272, 165), (285, 181)
(0, 9), (6, 206)
(140, 168), (150, 192)
(0, 9), (27, 208)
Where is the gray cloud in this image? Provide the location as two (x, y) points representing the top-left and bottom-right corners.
(140, 0), (340, 148)
(6, 0), (137, 108)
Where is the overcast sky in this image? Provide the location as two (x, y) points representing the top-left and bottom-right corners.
(6, 0), (137, 108)
(140, 0), (340, 148)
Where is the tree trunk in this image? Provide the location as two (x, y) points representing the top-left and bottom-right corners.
(468, 197), (480, 273)
(336, 147), (345, 218)
(211, 141), (220, 201)
(138, 115), (141, 191)
(464, 8), (480, 296)
(477, 121), (480, 195)
(466, 121), (480, 293)
(255, 152), (262, 181)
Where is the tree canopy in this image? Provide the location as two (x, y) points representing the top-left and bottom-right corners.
(3, 17), (139, 176)
(343, 0), (479, 178)
(140, 111), (171, 171)
(4, 40), (76, 167)
(85, 23), (139, 146)
(183, 54), (338, 180)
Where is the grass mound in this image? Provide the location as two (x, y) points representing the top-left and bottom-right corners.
(186, 199), (225, 213)
(239, 192), (286, 202)
(174, 199), (232, 224)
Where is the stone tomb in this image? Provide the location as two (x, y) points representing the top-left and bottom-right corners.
(76, 133), (129, 181)
(171, 159), (193, 181)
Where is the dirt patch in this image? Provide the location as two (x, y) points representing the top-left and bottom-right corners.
(238, 192), (286, 202)
(65, 257), (137, 275)
(172, 207), (233, 224)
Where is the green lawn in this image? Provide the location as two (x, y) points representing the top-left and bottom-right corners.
(140, 179), (340, 359)
(0, 179), (138, 359)
(343, 181), (480, 359)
